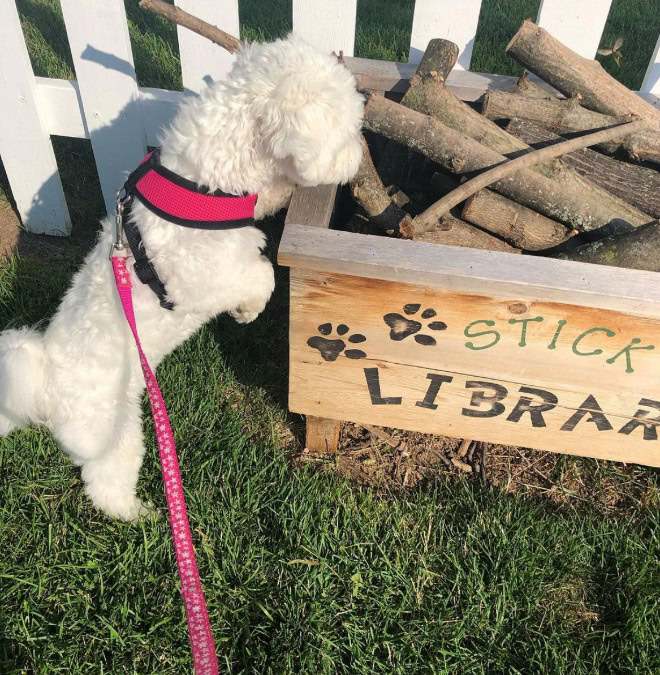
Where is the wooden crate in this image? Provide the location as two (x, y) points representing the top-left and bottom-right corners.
(278, 185), (660, 468)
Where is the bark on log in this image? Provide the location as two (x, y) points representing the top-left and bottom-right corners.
(559, 221), (660, 272)
(514, 72), (555, 100)
(483, 90), (660, 162)
(394, 72), (654, 230)
(506, 20), (660, 129)
(350, 136), (413, 237)
(362, 92), (653, 233)
(507, 118), (660, 220)
(420, 118), (647, 223)
(462, 190), (575, 250)
(379, 39), (459, 189)
(414, 213), (520, 253)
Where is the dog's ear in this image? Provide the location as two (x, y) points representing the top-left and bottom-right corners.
(259, 75), (354, 185)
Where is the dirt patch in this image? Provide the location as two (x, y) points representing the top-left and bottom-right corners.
(294, 423), (660, 516)
(0, 203), (21, 259)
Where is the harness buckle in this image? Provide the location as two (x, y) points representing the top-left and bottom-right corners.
(109, 188), (130, 260)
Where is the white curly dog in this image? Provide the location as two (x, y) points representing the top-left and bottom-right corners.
(0, 34), (364, 520)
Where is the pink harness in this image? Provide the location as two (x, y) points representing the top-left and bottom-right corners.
(114, 149), (257, 309)
(110, 152), (259, 673)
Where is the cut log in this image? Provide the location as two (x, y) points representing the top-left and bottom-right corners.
(483, 90), (660, 162)
(559, 221), (660, 272)
(379, 39), (459, 189)
(414, 213), (520, 253)
(514, 72), (555, 100)
(507, 118), (660, 220)
(505, 20), (660, 128)
(390, 72), (654, 231)
(462, 190), (574, 251)
(362, 92), (654, 233)
(350, 136), (413, 238)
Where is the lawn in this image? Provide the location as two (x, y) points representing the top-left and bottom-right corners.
(1, 1), (660, 673)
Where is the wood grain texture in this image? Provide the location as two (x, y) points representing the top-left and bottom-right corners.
(288, 268), (660, 468)
(286, 183), (341, 449)
(0, 0), (71, 234)
(305, 415), (341, 452)
(278, 223), (660, 318)
(285, 184), (337, 229)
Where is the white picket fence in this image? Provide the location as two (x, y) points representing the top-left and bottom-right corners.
(0, 0), (659, 236)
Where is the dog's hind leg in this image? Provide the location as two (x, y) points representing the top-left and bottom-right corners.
(62, 400), (152, 521)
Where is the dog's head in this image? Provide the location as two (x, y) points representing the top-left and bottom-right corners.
(234, 33), (364, 186)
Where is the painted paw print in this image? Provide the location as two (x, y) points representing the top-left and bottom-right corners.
(307, 323), (367, 362)
(383, 304), (447, 346)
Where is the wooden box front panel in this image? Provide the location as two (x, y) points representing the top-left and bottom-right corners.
(289, 268), (660, 467)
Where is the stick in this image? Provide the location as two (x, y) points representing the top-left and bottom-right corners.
(416, 119), (647, 224)
(138, 0), (243, 54)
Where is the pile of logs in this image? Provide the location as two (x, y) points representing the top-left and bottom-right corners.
(352, 21), (660, 272)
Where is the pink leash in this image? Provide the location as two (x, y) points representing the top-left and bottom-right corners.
(112, 256), (219, 675)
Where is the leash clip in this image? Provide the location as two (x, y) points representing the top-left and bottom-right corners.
(110, 188), (129, 260)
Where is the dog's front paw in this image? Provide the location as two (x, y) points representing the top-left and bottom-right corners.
(97, 495), (157, 522)
(230, 307), (261, 324)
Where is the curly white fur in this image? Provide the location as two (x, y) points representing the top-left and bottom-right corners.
(0, 34), (364, 520)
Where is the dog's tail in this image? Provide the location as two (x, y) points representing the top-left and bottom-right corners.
(0, 328), (49, 436)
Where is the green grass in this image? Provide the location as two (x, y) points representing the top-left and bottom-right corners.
(2, 1), (660, 672)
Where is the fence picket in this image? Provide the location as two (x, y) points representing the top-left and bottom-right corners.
(292, 0), (357, 56)
(409, 0), (482, 70)
(60, 0), (147, 216)
(641, 35), (660, 96)
(537, 0), (612, 60)
(0, 0), (71, 235)
(174, 0), (239, 94)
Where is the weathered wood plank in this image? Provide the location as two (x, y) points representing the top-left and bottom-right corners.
(292, 0), (357, 56)
(409, 0), (482, 70)
(285, 185), (337, 229)
(289, 268), (660, 468)
(174, 0), (239, 93)
(0, 0), (71, 235)
(278, 224), (660, 318)
(286, 184), (341, 449)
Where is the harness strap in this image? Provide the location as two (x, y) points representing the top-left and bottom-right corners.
(123, 201), (175, 311)
(117, 148), (258, 311)
(112, 256), (219, 675)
